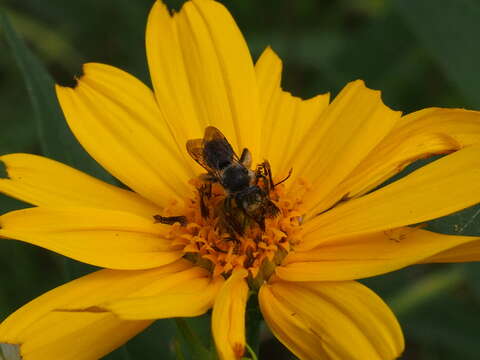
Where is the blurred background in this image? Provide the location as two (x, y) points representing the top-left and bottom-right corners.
(1, 0), (480, 359)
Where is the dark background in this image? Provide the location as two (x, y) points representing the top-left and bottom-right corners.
(1, 0), (480, 359)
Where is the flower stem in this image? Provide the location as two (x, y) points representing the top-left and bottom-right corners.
(244, 343), (259, 360)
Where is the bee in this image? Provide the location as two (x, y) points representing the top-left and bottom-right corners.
(186, 126), (281, 234)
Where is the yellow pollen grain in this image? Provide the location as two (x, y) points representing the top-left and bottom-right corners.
(161, 178), (307, 282)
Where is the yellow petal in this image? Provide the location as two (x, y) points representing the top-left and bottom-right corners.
(2, 313), (150, 360)
(102, 275), (223, 320)
(147, 0), (260, 157)
(290, 80), (400, 217)
(316, 107), (480, 213)
(212, 269), (248, 360)
(259, 279), (403, 360)
(146, 1), (204, 152)
(0, 260), (195, 360)
(56, 63), (192, 209)
(0, 207), (183, 270)
(301, 144), (480, 250)
(255, 47), (330, 178)
(0, 153), (159, 216)
(17, 313), (149, 360)
(421, 238), (480, 263)
(277, 228), (477, 281)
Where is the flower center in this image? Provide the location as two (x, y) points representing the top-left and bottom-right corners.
(161, 177), (308, 288)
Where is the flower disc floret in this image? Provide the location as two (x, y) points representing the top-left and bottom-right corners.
(162, 177), (308, 285)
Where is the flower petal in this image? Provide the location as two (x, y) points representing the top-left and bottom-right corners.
(0, 207), (183, 270)
(212, 269), (248, 360)
(259, 279), (403, 360)
(0, 260), (195, 360)
(301, 144), (480, 250)
(0, 153), (159, 216)
(146, 0), (204, 152)
(315, 107), (480, 213)
(420, 239), (480, 263)
(146, 0), (260, 157)
(255, 47), (330, 178)
(56, 63), (192, 208)
(277, 228), (477, 281)
(1, 313), (149, 360)
(101, 275), (223, 320)
(290, 80), (400, 217)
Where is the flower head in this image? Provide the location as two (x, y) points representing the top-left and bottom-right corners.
(2, 0), (480, 359)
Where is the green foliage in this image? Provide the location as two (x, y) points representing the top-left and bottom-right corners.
(393, 0), (480, 107)
(175, 318), (216, 360)
(1, 12), (113, 181)
(1, 0), (480, 359)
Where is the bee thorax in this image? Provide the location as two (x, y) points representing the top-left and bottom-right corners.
(221, 165), (251, 193)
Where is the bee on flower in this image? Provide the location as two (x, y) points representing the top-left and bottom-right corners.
(1, 0), (480, 359)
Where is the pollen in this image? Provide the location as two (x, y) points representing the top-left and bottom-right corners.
(160, 177), (308, 287)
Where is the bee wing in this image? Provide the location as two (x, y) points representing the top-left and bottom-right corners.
(186, 138), (212, 171)
(245, 197), (280, 232)
(186, 136), (223, 180)
(204, 126), (229, 143)
(204, 126), (239, 162)
(263, 200), (280, 218)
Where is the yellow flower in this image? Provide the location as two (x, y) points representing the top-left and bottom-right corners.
(1, 0), (480, 359)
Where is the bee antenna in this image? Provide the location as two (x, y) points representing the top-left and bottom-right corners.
(274, 168), (293, 187)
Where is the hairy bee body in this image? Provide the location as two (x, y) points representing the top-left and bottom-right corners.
(187, 126), (280, 235)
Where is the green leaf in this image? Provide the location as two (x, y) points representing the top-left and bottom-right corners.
(118, 345), (132, 360)
(175, 318), (215, 360)
(387, 265), (466, 317)
(392, 0), (480, 107)
(400, 293), (480, 359)
(175, 338), (186, 360)
(2, 7), (82, 65)
(104, 320), (177, 360)
(427, 204), (480, 236)
(245, 294), (262, 356)
(0, 11), (113, 183)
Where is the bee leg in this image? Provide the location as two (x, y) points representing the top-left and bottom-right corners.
(254, 165), (264, 187)
(198, 184), (210, 218)
(223, 195), (232, 214)
(260, 160), (274, 192)
(239, 148), (252, 168)
(153, 215), (187, 226)
(223, 196), (244, 236)
(199, 173), (218, 183)
(255, 161), (274, 193)
(241, 209), (249, 231)
(257, 217), (266, 232)
(244, 208), (266, 232)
